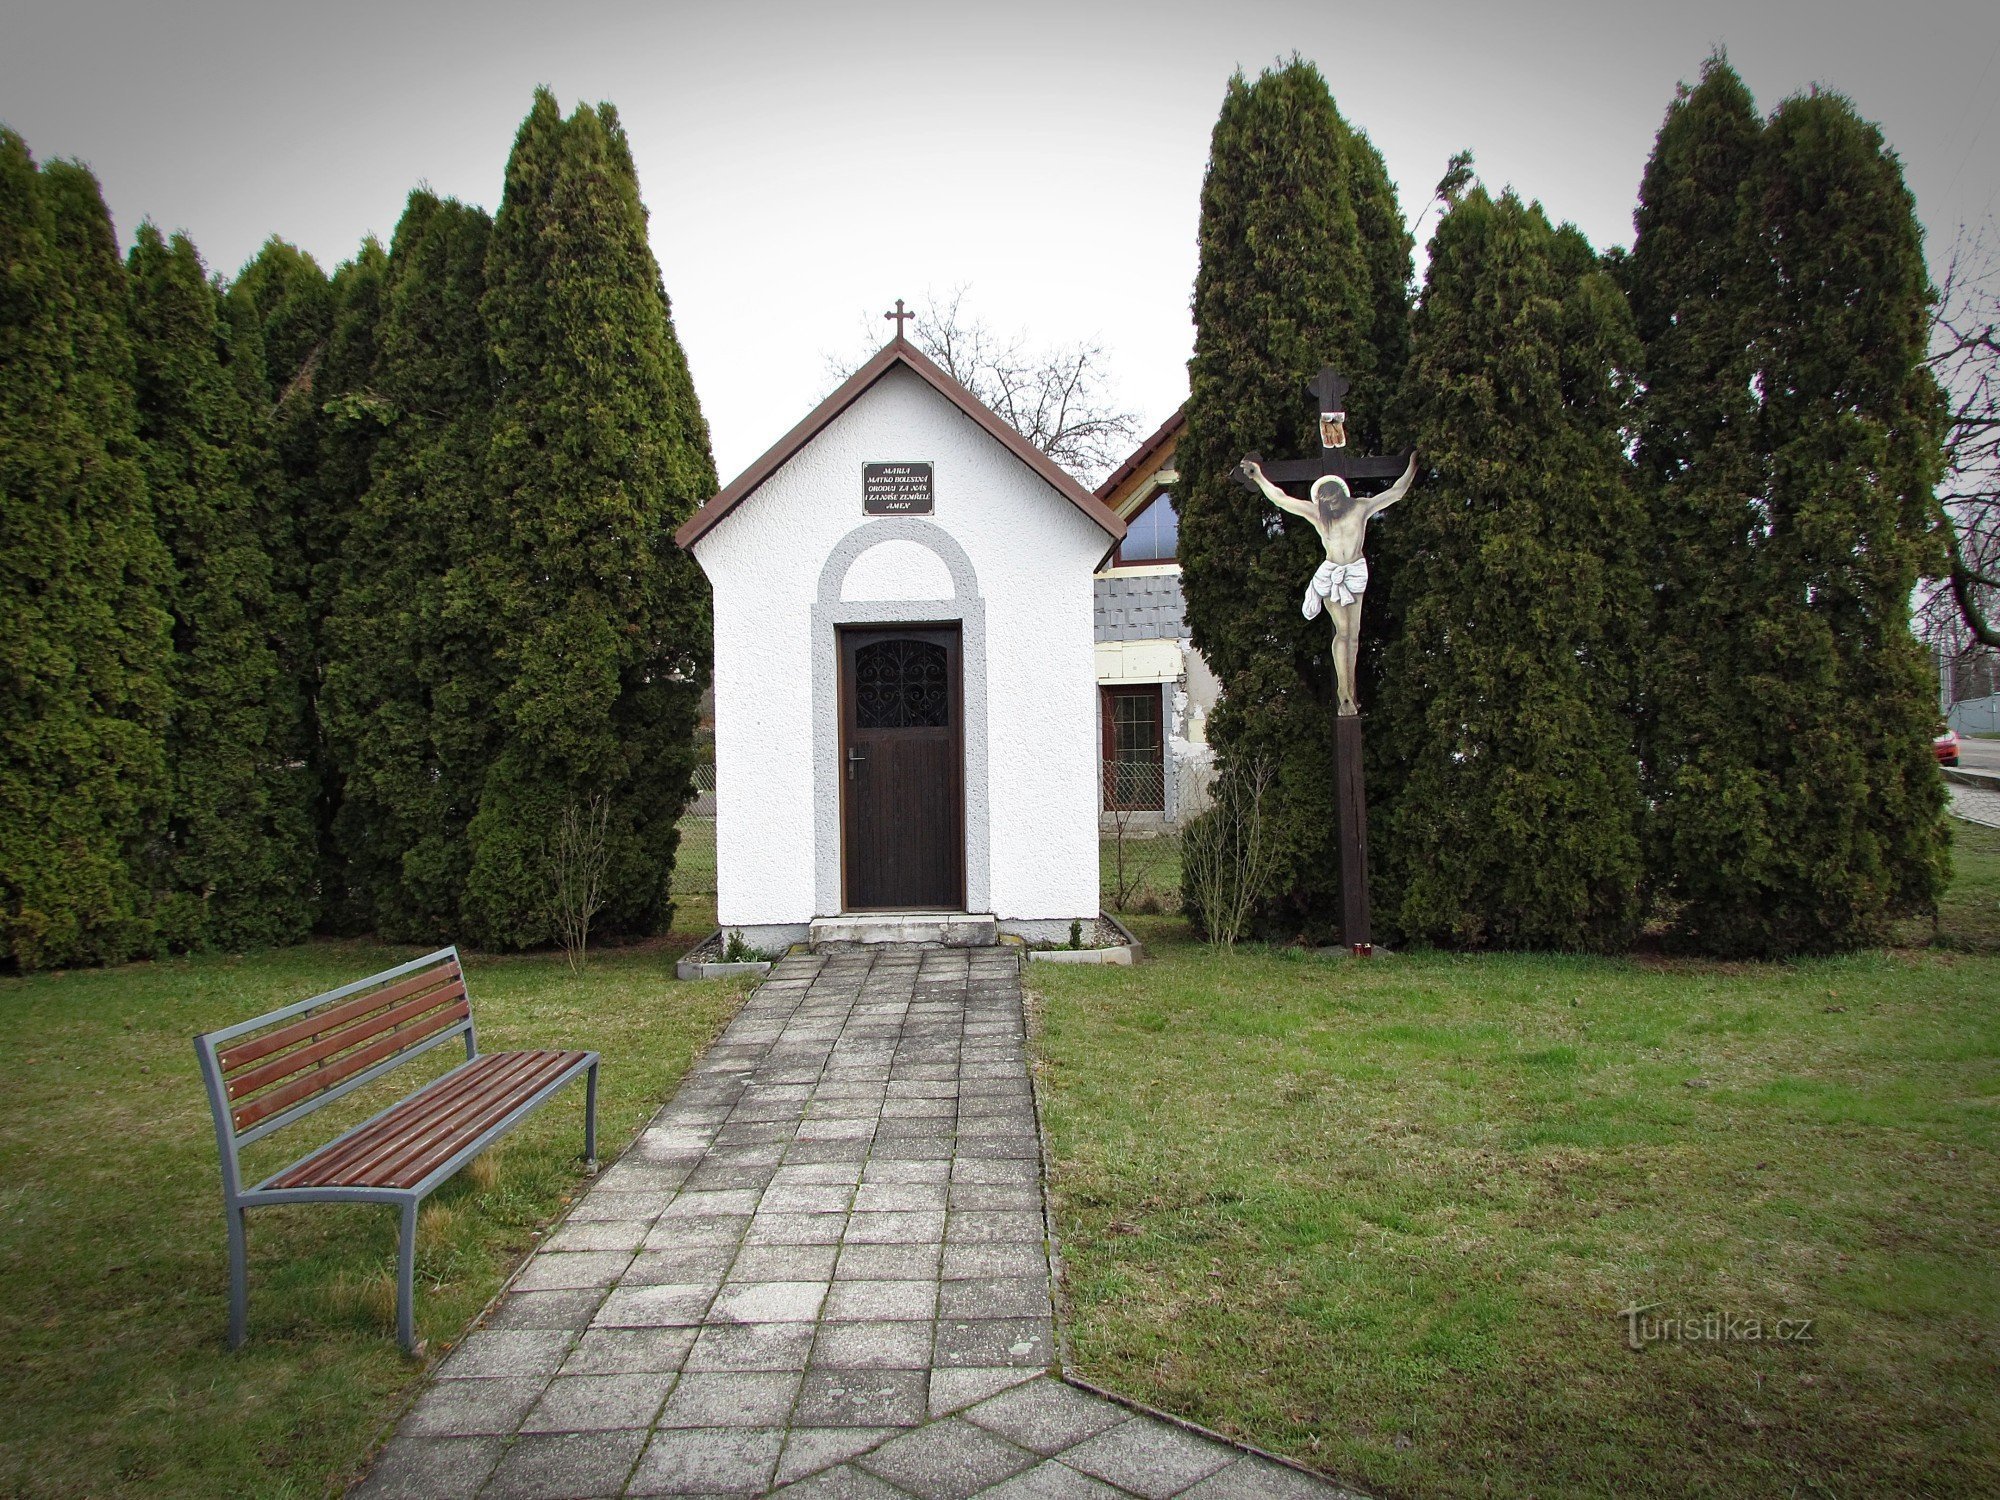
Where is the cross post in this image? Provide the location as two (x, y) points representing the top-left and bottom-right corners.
(1233, 365), (1411, 956)
(884, 299), (915, 339)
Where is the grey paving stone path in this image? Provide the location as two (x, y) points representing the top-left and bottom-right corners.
(354, 945), (1360, 1500)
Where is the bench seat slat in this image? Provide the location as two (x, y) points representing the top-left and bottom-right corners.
(286, 1049), (555, 1187)
(231, 1001), (470, 1132)
(217, 961), (461, 1073)
(226, 979), (468, 1100)
(265, 1049), (590, 1191)
(334, 1055), (562, 1188)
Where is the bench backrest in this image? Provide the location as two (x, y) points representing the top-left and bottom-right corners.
(194, 948), (477, 1188)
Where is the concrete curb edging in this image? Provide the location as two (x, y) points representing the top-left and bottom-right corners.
(675, 929), (778, 980)
(1024, 946), (1135, 966)
(1023, 912), (1146, 967)
(676, 958), (775, 980)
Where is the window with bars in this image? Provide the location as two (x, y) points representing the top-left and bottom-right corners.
(1100, 685), (1164, 810)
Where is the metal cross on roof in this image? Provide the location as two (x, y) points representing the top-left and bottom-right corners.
(1239, 365), (1412, 493)
(884, 299), (914, 338)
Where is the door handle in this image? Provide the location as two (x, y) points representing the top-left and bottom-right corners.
(847, 747), (866, 781)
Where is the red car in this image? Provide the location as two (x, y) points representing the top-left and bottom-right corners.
(1936, 722), (1960, 767)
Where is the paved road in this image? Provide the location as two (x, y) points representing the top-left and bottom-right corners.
(355, 946), (1358, 1500)
(1952, 734), (2000, 775)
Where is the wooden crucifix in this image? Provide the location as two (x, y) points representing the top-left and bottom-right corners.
(1234, 366), (1418, 955)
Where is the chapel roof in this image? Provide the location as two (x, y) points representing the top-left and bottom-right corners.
(675, 337), (1127, 550)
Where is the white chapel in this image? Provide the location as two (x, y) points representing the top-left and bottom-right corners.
(675, 335), (1125, 948)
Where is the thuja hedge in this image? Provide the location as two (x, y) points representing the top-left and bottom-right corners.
(1, 91), (715, 970)
(1180, 59), (1948, 955)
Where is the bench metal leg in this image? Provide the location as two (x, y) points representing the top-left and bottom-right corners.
(396, 1198), (420, 1355)
(583, 1060), (599, 1175)
(226, 1204), (248, 1349)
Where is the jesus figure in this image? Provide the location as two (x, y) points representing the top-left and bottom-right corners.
(1236, 453), (1417, 716)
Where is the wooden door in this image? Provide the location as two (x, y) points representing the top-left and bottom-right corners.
(840, 626), (965, 911)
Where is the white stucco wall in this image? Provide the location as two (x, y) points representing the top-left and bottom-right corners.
(841, 538), (954, 603)
(691, 365), (1107, 932)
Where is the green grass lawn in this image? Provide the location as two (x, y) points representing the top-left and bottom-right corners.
(0, 937), (748, 1499)
(1041, 820), (2000, 1498)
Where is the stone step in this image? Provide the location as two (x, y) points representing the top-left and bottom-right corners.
(809, 912), (1000, 948)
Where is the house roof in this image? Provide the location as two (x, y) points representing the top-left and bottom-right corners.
(1094, 405), (1186, 511)
(675, 337), (1127, 551)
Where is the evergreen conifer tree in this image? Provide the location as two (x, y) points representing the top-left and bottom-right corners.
(128, 223), (316, 949)
(1, 141), (172, 968)
(222, 238), (331, 921)
(324, 191), (497, 940)
(1344, 130), (1413, 425)
(1176, 60), (1412, 937)
(1628, 66), (1948, 952)
(1628, 59), (1788, 950)
(1376, 189), (1648, 950)
(224, 237), (387, 930)
(1748, 90), (1946, 946)
(223, 238), (331, 762)
(40, 160), (175, 853)
(462, 90), (717, 949)
(299, 243), (390, 929)
(307, 244), (391, 620)
(225, 238), (334, 413)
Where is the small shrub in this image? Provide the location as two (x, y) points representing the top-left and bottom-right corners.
(1181, 758), (1281, 947)
(546, 794), (611, 973)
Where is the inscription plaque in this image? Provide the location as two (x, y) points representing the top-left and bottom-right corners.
(863, 462), (934, 515)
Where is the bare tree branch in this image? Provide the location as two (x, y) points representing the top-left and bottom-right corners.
(1923, 221), (2000, 657)
(1951, 561), (2000, 650)
(827, 286), (1142, 489)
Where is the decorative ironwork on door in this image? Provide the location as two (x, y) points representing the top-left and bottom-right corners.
(855, 639), (951, 729)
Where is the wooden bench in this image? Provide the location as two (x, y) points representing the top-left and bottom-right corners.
(193, 947), (598, 1353)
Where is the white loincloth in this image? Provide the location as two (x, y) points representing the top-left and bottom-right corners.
(1302, 557), (1369, 619)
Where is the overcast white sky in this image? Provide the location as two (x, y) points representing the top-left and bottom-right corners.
(5, 0), (1998, 480)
